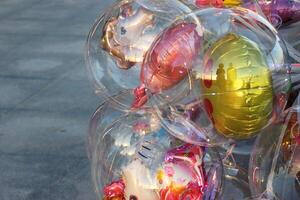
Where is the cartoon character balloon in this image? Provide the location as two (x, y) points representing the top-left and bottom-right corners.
(183, 0), (300, 28)
(91, 109), (223, 200)
(102, 4), (156, 69)
(200, 33), (273, 139)
(103, 145), (207, 200)
(150, 8), (292, 144)
(149, 8), (290, 146)
(192, 7), (294, 140)
(86, 0), (197, 110)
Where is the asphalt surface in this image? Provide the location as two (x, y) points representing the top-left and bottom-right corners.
(0, 0), (112, 199)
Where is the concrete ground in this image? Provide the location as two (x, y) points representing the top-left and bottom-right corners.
(0, 0), (113, 199)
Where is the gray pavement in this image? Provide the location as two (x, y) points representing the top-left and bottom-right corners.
(0, 0), (113, 199)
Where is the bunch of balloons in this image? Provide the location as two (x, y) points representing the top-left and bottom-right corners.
(85, 0), (300, 199)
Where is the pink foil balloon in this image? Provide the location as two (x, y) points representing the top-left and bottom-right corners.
(158, 144), (207, 200)
(132, 22), (201, 108)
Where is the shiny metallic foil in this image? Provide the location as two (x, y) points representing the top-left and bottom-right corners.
(102, 5), (156, 69)
(200, 33), (273, 139)
(142, 22), (201, 92)
(195, 0), (242, 8)
(131, 22), (201, 109)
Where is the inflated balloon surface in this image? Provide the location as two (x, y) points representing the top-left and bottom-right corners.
(154, 7), (290, 143)
(86, 0), (198, 110)
(91, 110), (223, 200)
(200, 33), (273, 139)
(249, 107), (300, 199)
(86, 1), (300, 200)
(244, 0), (300, 28)
(101, 5), (155, 69)
(186, 0), (300, 27)
(132, 21), (202, 108)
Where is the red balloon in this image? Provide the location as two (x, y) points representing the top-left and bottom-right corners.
(196, 0), (224, 8)
(132, 22), (201, 109)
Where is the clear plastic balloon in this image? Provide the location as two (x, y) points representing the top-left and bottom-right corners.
(87, 95), (129, 159)
(279, 21), (300, 64)
(195, 7), (291, 140)
(156, 96), (259, 155)
(244, 0), (300, 28)
(181, 0), (300, 65)
(149, 7), (292, 148)
(215, 142), (252, 199)
(91, 109), (224, 200)
(85, 0), (197, 111)
(222, 165), (251, 199)
(182, 0), (300, 28)
(83, 2), (300, 200)
(156, 98), (234, 147)
(249, 102), (300, 199)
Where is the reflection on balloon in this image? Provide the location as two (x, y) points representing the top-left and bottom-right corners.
(200, 33), (273, 139)
(101, 144), (215, 200)
(132, 22), (201, 108)
(249, 107), (300, 199)
(86, 2), (300, 200)
(244, 0), (300, 27)
(91, 110), (223, 200)
(102, 3), (156, 69)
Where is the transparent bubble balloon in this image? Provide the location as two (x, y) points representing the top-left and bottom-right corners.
(244, 0), (300, 28)
(249, 104), (300, 200)
(185, 7), (294, 141)
(182, 0), (300, 29)
(87, 95), (129, 159)
(155, 96), (258, 155)
(91, 109), (224, 200)
(222, 164), (252, 199)
(279, 21), (300, 64)
(85, 0), (197, 111)
(147, 7), (300, 148)
(182, 0), (300, 64)
(155, 98), (234, 147)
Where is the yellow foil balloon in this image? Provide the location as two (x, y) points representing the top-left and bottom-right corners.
(200, 33), (273, 139)
(223, 0), (243, 7)
(193, 0), (243, 8)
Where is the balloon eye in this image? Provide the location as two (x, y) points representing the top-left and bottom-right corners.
(121, 26), (127, 35)
(129, 195), (138, 200)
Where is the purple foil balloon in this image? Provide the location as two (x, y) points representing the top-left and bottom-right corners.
(245, 0), (300, 27)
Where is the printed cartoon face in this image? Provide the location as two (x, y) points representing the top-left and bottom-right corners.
(157, 144), (206, 200)
(102, 4), (156, 69)
(200, 33), (273, 139)
(102, 145), (207, 200)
